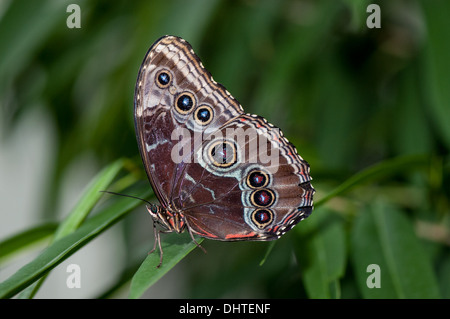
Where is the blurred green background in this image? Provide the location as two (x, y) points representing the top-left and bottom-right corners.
(0, 0), (449, 298)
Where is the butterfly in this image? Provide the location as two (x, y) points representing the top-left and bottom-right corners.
(134, 35), (314, 267)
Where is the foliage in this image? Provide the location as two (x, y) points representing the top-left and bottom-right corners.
(0, 0), (449, 298)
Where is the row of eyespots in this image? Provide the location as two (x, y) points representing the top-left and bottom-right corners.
(155, 69), (214, 126)
(246, 170), (275, 229)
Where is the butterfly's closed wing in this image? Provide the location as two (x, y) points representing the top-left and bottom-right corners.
(135, 35), (314, 243)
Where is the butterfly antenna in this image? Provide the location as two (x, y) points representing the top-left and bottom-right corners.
(100, 190), (153, 206)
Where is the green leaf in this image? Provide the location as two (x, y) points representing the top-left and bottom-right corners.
(0, 185), (151, 299)
(421, 0), (450, 149)
(294, 208), (346, 298)
(53, 158), (125, 240)
(259, 241), (276, 266)
(129, 232), (203, 299)
(0, 223), (57, 264)
(17, 158), (126, 298)
(316, 154), (430, 207)
(351, 200), (441, 298)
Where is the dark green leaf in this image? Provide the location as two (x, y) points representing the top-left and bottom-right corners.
(351, 200), (441, 298)
(129, 232), (203, 299)
(53, 158), (125, 239)
(316, 154), (430, 207)
(0, 223), (57, 263)
(0, 186), (151, 299)
(294, 208), (346, 298)
(421, 0), (450, 148)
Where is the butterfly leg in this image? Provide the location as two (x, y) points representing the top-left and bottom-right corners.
(149, 223), (171, 268)
(148, 222), (159, 255)
(187, 226), (207, 254)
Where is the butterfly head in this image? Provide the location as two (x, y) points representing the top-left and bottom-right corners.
(146, 204), (162, 220)
(146, 204), (186, 234)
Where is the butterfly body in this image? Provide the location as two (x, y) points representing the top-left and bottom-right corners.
(147, 204), (186, 234)
(134, 35), (314, 265)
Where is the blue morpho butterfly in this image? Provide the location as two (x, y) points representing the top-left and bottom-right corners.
(109, 35), (314, 267)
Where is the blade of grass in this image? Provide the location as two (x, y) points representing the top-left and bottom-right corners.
(351, 200), (441, 298)
(315, 154), (429, 207)
(53, 158), (125, 240)
(0, 185), (151, 299)
(421, 0), (450, 149)
(17, 158), (126, 298)
(0, 223), (58, 264)
(294, 208), (346, 298)
(259, 241), (276, 266)
(129, 233), (203, 299)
